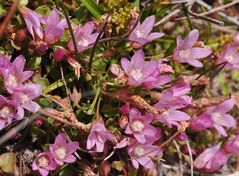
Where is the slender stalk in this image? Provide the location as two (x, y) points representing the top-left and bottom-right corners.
(0, 0), (20, 39)
(88, 15), (109, 74)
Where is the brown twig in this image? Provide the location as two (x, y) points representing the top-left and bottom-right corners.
(187, 4), (224, 26)
(199, 0), (239, 16)
(0, 0), (21, 39)
(39, 109), (91, 132)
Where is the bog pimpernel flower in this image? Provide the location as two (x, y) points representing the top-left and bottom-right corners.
(128, 142), (162, 169)
(129, 15), (164, 48)
(32, 151), (57, 176)
(154, 81), (192, 110)
(190, 99), (236, 136)
(125, 108), (159, 143)
(120, 50), (157, 86)
(44, 8), (67, 44)
(68, 22), (99, 53)
(12, 83), (42, 119)
(2, 55), (33, 94)
(49, 133), (79, 165)
(217, 44), (239, 69)
(194, 143), (229, 173)
(173, 29), (212, 67)
(87, 118), (116, 152)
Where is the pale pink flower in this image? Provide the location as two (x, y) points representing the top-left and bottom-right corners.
(155, 109), (191, 128)
(120, 50), (157, 86)
(194, 143), (229, 173)
(49, 133), (79, 165)
(129, 15), (164, 49)
(190, 99), (236, 136)
(217, 44), (239, 69)
(173, 29), (212, 67)
(87, 118), (116, 152)
(12, 83), (42, 119)
(128, 142), (162, 169)
(2, 55), (33, 94)
(154, 81), (192, 110)
(68, 22), (99, 53)
(44, 8), (67, 44)
(32, 151), (57, 176)
(125, 108), (159, 143)
(0, 54), (11, 75)
(20, 7), (44, 40)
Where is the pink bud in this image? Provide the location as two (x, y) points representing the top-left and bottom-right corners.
(34, 119), (43, 126)
(52, 48), (66, 62)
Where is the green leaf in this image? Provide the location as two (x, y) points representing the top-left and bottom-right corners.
(79, 0), (102, 19)
(0, 153), (16, 173)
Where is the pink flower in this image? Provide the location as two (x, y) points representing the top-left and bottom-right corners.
(32, 151), (57, 176)
(120, 50), (157, 86)
(125, 108), (159, 143)
(68, 22), (99, 53)
(155, 109), (191, 128)
(154, 81), (192, 110)
(12, 83), (42, 119)
(194, 143), (229, 173)
(173, 29), (212, 67)
(217, 44), (239, 69)
(44, 8), (67, 44)
(87, 118), (116, 152)
(129, 15), (164, 49)
(190, 99), (236, 136)
(49, 133), (79, 165)
(128, 142), (162, 169)
(0, 96), (18, 130)
(223, 135), (239, 154)
(2, 55), (33, 94)
(20, 7), (44, 40)
(143, 60), (172, 89)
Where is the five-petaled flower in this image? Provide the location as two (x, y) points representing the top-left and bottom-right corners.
(87, 118), (116, 152)
(190, 99), (236, 136)
(125, 108), (159, 143)
(194, 143), (229, 173)
(49, 133), (79, 165)
(129, 15), (164, 48)
(173, 29), (212, 67)
(32, 151), (57, 176)
(68, 22), (99, 53)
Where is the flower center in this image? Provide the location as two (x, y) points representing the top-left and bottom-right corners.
(134, 145), (145, 157)
(211, 112), (222, 122)
(135, 29), (146, 38)
(0, 106), (11, 119)
(130, 120), (145, 132)
(19, 94), (29, 104)
(225, 55), (234, 61)
(37, 156), (49, 168)
(130, 69), (143, 81)
(179, 49), (191, 59)
(54, 147), (67, 160)
(78, 38), (89, 47)
(6, 74), (18, 88)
